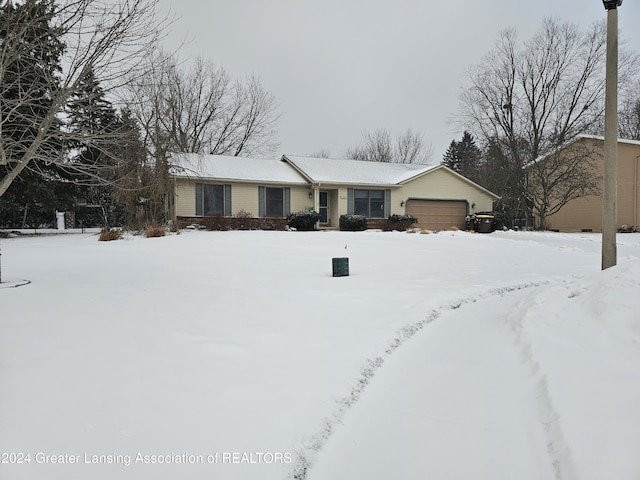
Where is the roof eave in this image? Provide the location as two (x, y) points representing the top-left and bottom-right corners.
(171, 174), (308, 186)
(280, 155), (316, 183)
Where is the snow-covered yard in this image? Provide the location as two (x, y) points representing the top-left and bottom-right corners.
(1, 229), (639, 480)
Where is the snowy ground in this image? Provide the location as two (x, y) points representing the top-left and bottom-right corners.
(1, 229), (639, 480)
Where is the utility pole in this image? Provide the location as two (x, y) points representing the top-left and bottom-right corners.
(601, 0), (622, 270)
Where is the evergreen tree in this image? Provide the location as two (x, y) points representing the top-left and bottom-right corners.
(479, 137), (530, 229)
(0, 0), (75, 228)
(65, 68), (124, 227)
(65, 69), (152, 228)
(442, 140), (461, 172)
(1, 0), (65, 161)
(441, 131), (481, 181)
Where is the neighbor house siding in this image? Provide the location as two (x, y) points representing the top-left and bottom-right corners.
(548, 139), (640, 232)
(399, 168), (495, 214)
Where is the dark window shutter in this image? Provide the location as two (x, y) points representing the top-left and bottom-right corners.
(384, 189), (391, 217)
(258, 186), (266, 217)
(224, 184), (232, 216)
(195, 183), (203, 216)
(347, 188), (354, 214)
(284, 187), (291, 216)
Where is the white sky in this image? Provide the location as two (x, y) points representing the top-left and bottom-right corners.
(157, 0), (640, 160)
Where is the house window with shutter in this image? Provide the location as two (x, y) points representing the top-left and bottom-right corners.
(195, 183), (231, 216)
(352, 189), (387, 218)
(258, 186), (291, 217)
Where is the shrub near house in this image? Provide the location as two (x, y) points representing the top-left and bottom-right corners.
(340, 215), (368, 231)
(384, 214), (418, 231)
(287, 211), (320, 231)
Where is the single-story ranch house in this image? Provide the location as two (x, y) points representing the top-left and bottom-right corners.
(535, 135), (640, 232)
(168, 153), (500, 230)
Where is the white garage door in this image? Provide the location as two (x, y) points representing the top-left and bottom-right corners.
(406, 200), (468, 231)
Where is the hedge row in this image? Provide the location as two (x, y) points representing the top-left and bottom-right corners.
(178, 212), (418, 232)
(178, 216), (287, 231)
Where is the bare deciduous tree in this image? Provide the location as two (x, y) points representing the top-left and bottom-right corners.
(308, 149), (331, 158)
(458, 17), (639, 229)
(619, 81), (640, 140)
(0, 0), (168, 198)
(346, 128), (432, 164)
(124, 53), (280, 160)
(527, 139), (602, 230)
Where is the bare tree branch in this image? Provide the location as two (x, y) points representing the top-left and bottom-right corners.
(457, 17), (639, 229)
(346, 128), (432, 164)
(124, 53), (280, 162)
(0, 0), (171, 198)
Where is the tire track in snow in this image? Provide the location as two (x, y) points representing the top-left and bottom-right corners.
(288, 281), (551, 480)
(504, 293), (579, 480)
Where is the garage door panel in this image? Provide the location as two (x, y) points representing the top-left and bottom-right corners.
(406, 200), (467, 231)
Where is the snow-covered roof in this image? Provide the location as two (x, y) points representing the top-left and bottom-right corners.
(530, 134), (640, 167)
(282, 155), (439, 186)
(169, 153), (308, 185)
(577, 134), (640, 146)
(168, 152), (497, 197)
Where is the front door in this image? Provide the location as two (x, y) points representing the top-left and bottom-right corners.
(319, 191), (329, 223)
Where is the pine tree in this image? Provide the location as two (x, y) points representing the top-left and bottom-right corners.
(442, 140), (462, 173)
(65, 68), (125, 227)
(441, 131), (481, 181)
(0, 0), (74, 227)
(1, 0), (65, 161)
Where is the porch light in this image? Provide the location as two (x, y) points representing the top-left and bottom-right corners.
(602, 0), (622, 9)
(308, 191), (313, 199)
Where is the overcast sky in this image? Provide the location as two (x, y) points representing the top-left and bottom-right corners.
(156, 0), (640, 161)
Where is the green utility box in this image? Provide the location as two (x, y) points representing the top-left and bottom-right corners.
(332, 257), (349, 277)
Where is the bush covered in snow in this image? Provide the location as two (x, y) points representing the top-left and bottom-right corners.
(287, 211), (320, 231)
(339, 214), (368, 231)
(384, 214), (418, 231)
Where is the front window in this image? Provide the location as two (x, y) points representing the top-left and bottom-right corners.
(259, 186), (290, 217)
(354, 189), (385, 218)
(266, 187), (284, 217)
(195, 183), (229, 216)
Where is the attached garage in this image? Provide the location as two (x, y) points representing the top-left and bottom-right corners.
(406, 199), (468, 231)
